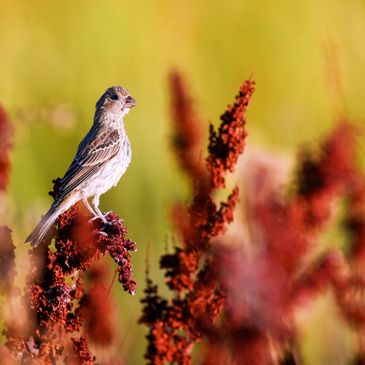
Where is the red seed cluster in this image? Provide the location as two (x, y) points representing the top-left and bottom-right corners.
(4, 205), (136, 364)
(207, 80), (255, 189)
(66, 337), (95, 365)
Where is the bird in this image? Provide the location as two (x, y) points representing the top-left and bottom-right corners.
(26, 86), (136, 247)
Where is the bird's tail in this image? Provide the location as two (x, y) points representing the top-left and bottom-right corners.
(25, 206), (60, 247)
(25, 194), (77, 247)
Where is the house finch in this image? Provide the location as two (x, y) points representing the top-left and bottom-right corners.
(26, 86), (136, 247)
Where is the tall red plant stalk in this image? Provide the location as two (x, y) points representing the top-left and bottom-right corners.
(141, 72), (365, 365)
(140, 71), (255, 365)
(0, 105), (16, 362)
(0, 105), (13, 192)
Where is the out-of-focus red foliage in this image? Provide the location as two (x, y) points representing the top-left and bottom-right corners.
(294, 123), (357, 231)
(142, 71), (365, 365)
(82, 263), (117, 345)
(169, 71), (206, 181)
(3, 205), (136, 364)
(140, 73), (255, 365)
(0, 105), (15, 297)
(201, 122), (365, 365)
(0, 345), (16, 365)
(344, 176), (365, 265)
(0, 105), (13, 191)
(0, 226), (16, 294)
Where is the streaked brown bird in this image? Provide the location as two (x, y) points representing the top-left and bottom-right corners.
(26, 86), (136, 247)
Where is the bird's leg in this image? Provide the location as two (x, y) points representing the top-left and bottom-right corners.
(91, 195), (108, 224)
(83, 198), (98, 220)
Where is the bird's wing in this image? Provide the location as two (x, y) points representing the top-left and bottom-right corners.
(56, 126), (120, 201)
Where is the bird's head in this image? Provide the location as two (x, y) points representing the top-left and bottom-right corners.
(96, 86), (136, 117)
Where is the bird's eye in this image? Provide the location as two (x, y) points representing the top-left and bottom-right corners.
(110, 94), (119, 100)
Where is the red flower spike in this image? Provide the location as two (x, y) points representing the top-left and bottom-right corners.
(207, 80), (255, 189)
(140, 74), (254, 365)
(169, 71), (206, 181)
(0, 105), (13, 192)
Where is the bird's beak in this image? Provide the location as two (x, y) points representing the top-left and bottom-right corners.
(125, 96), (136, 108)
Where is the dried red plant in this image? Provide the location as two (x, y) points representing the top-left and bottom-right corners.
(199, 122), (365, 365)
(3, 202), (136, 364)
(169, 71), (206, 181)
(0, 226), (16, 294)
(140, 73), (255, 365)
(0, 105), (13, 191)
(207, 80), (254, 190)
(0, 105), (15, 296)
(142, 71), (365, 365)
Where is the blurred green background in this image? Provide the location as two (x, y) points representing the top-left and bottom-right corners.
(1, 0), (365, 363)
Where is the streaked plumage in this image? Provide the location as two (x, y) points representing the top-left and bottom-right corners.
(26, 86), (136, 247)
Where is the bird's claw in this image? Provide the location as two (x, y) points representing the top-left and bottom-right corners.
(88, 211), (120, 227)
(89, 215), (108, 224)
